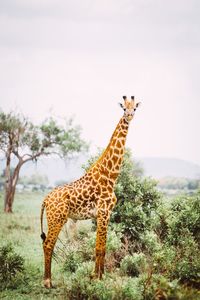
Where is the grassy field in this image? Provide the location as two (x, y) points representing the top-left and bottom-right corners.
(0, 191), (200, 300)
(0, 191), (74, 299)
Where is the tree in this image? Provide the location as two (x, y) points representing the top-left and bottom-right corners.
(0, 110), (88, 213)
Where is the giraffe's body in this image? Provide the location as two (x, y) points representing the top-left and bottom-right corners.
(40, 96), (140, 288)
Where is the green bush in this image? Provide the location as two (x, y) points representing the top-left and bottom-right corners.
(67, 262), (144, 300)
(141, 231), (162, 254)
(158, 191), (200, 286)
(121, 277), (143, 300)
(142, 273), (200, 300)
(0, 244), (24, 290)
(120, 253), (147, 277)
(151, 245), (176, 276)
(142, 274), (181, 300)
(171, 233), (200, 285)
(67, 262), (94, 299)
(110, 149), (161, 248)
(63, 251), (83, 273)
(105, 229), (122, 253)
(167, 192), (200, 245)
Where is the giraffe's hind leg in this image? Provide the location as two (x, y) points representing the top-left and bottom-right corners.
(42, 201), (69, 289)
(43, 220), (65, 288)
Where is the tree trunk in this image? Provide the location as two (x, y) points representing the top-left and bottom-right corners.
(4, 183), (15, 213)
(4, 162), (22, 213)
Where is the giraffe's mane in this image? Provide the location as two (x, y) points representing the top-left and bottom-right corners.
(88, 117), (123, 171)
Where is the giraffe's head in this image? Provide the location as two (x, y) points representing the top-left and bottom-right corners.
(119, 96), (140, 122)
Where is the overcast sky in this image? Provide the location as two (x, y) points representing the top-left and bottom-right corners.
(0, 0), (200, 165)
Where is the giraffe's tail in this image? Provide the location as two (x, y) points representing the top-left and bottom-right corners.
(40, 201), (46, 242)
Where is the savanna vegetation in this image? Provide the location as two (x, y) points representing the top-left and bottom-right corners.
(0, 149), (200, 299)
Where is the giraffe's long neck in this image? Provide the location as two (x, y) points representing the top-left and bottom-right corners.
(91, 116), (130, 184)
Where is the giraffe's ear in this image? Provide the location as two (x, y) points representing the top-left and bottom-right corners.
(136, 102), (141, 108)
(119, 102), (125, 110)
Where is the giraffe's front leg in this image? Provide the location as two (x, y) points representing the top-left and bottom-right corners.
(94, 209), (110, 279)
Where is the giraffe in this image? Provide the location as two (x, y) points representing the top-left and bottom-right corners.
(40, 96), (140, 288)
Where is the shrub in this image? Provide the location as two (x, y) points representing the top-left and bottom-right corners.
(110, 150), (161, 248)
(63, 251), (83, 273)
(141, 231), (161, 254)
(0, 244), (24, 290)
(151, 245), (176, 276)
(67, 263), (144, 300)
(162, 191), (200, 286)
(167, 192), (200, 245)
(142, 274), (181, 300)
(142, 272), (200, 300)
(105, 229), (122, 253)
(121, 277), (143, 300)
(120, 253), (147, 277)
(67, 262), (94, 299)
(171, 233), (200, 286)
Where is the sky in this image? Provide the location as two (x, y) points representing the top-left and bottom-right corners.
(0, 0), (200, 165)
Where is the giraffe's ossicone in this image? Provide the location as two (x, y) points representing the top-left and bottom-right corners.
(40, 96), (140, 288)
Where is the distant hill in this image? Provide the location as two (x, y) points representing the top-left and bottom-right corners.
(139, 157), (200, 179)
(5, 155), (200, 186)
